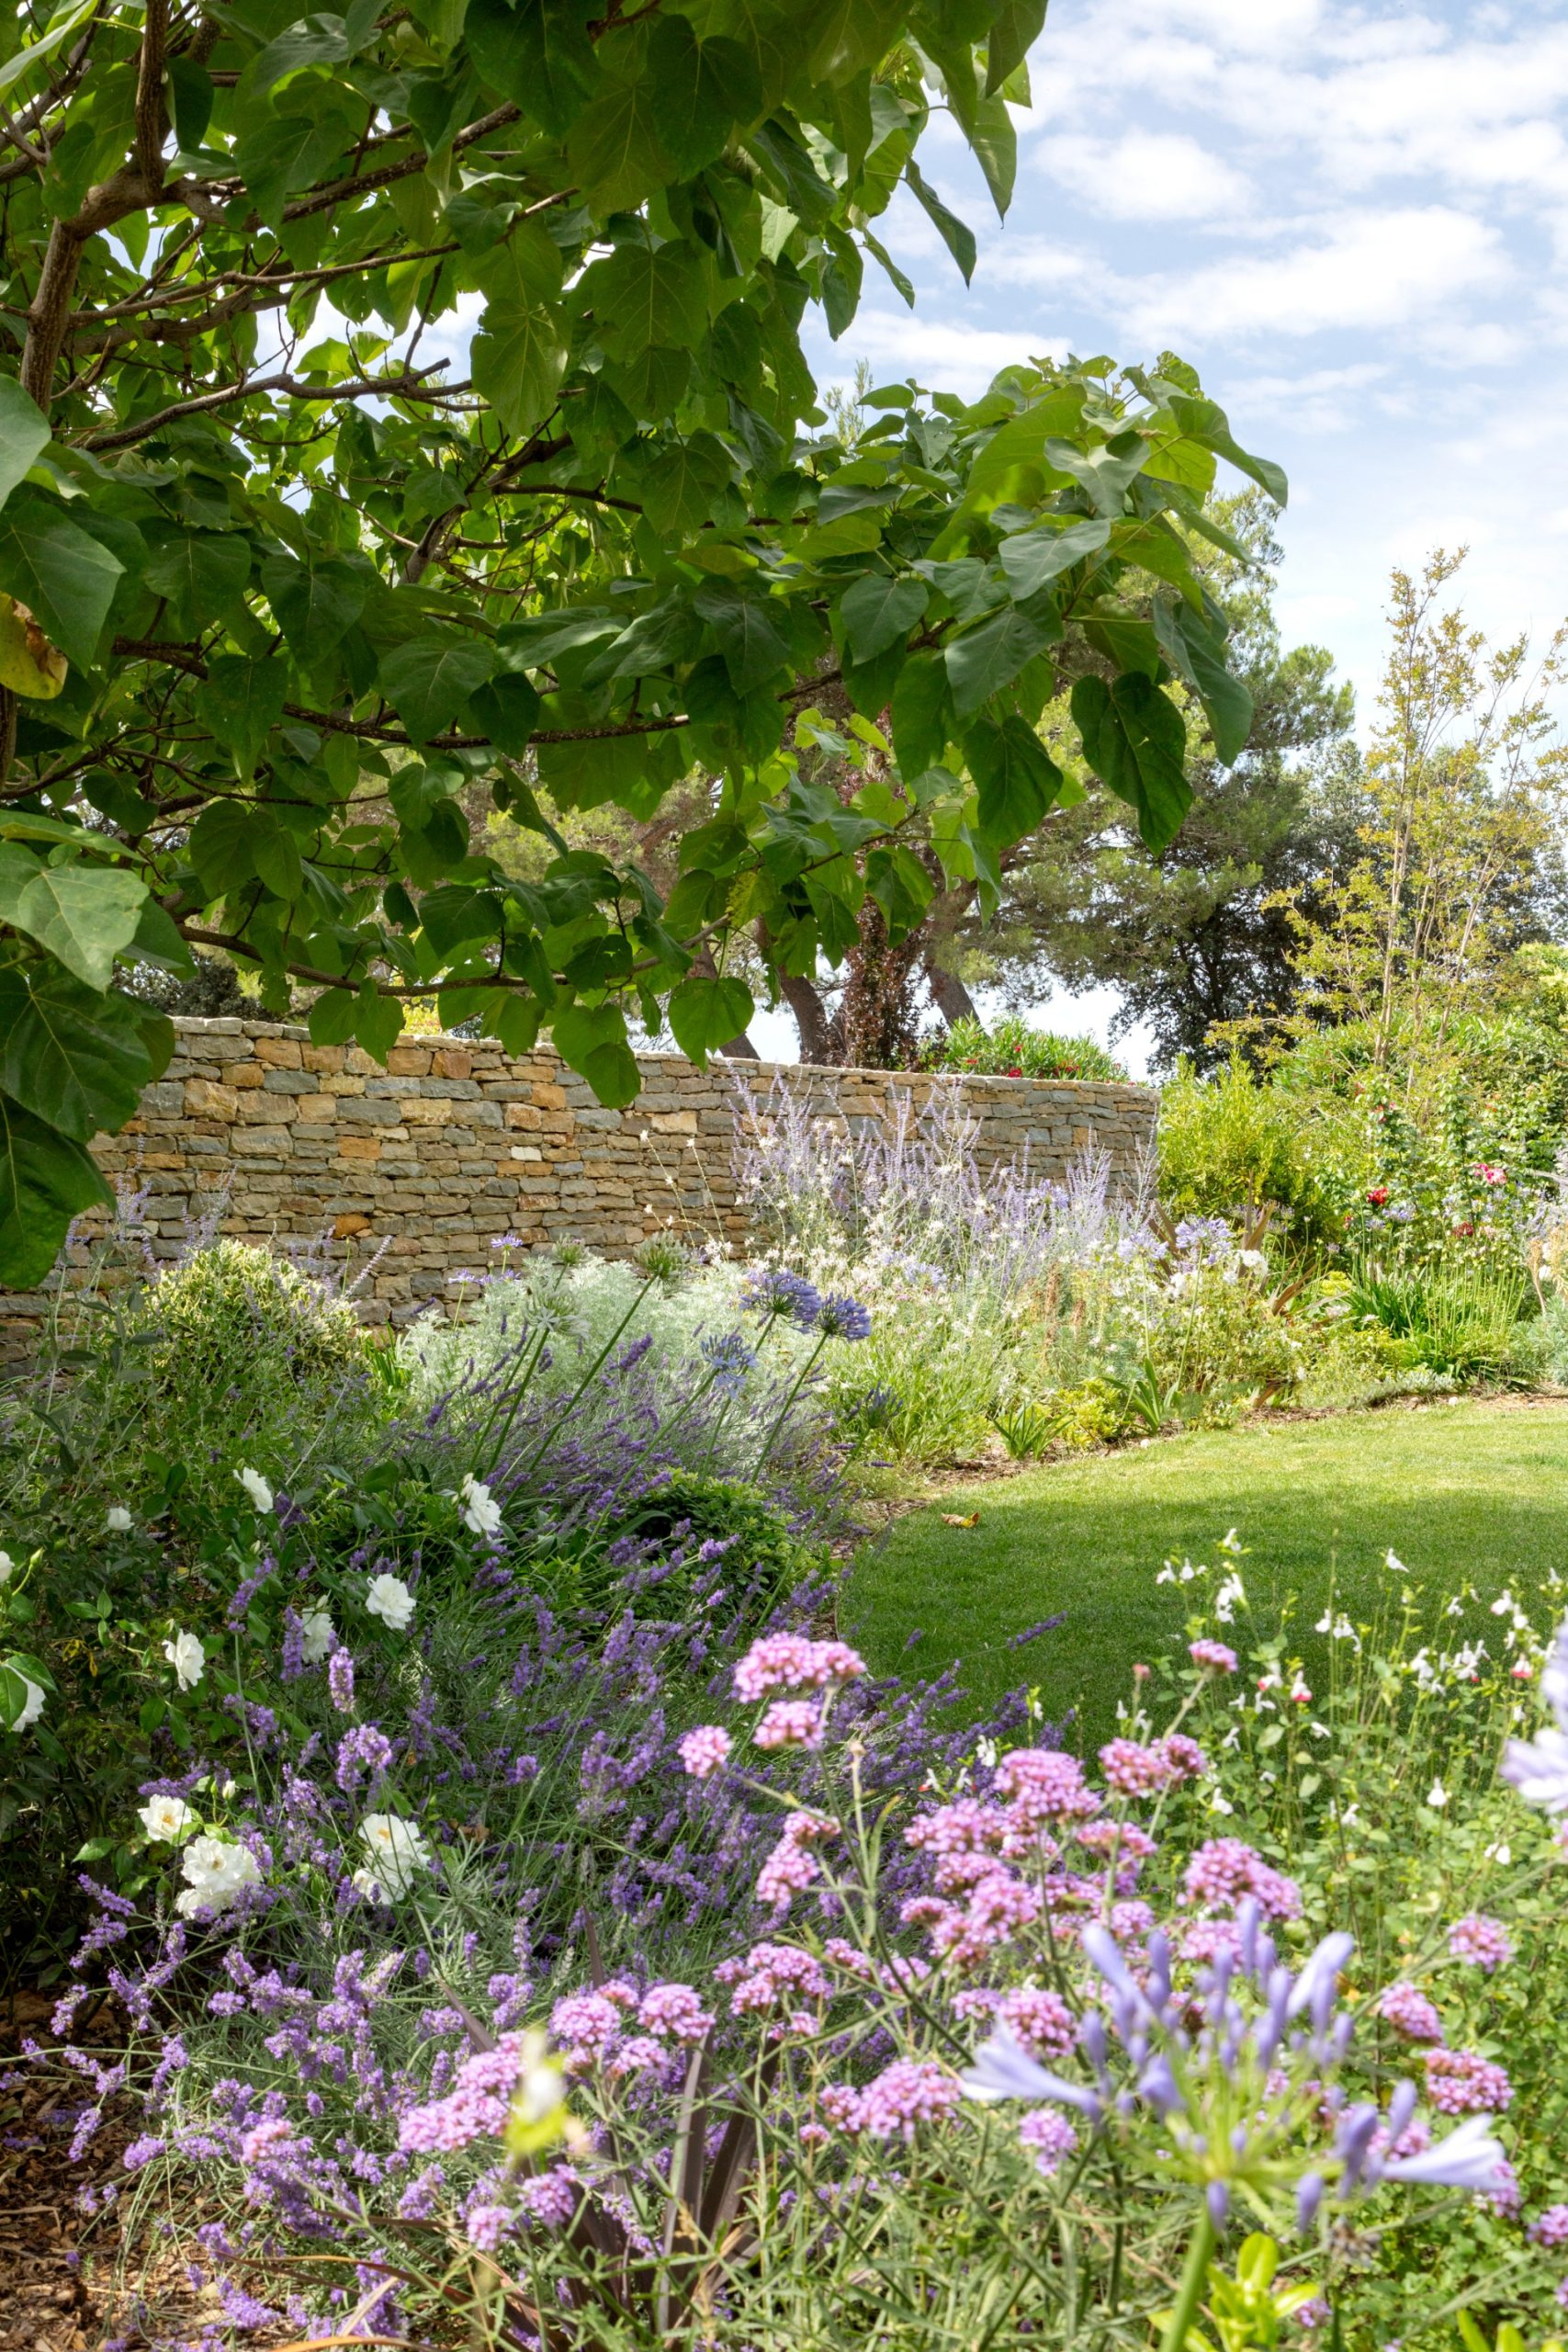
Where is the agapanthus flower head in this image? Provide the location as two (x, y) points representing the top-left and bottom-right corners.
(739, 1269), (822, 1326)
(699, 1330), (758, 1395)
(816, 1293), (872, 1341)
(1447, 1914), (1513, 1973)
(677, 1724), (732, 1779)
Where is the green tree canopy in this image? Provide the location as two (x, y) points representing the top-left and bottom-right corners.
(0, 0), (1280, 1283)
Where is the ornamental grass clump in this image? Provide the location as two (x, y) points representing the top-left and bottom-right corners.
(42, 1538), (1568, 2350)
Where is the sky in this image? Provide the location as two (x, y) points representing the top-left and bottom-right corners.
(764, 0), (1568, 1071)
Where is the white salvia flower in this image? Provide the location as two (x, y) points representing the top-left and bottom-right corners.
(366, 1573), (415, 1632)
(456, 1474), (503, 1539)
(1213, 1573), (1246, 1623)
(1385, 1549), (1406, 1576)
(0, 1550), (13, 1586)
(106, 1505), (132, 1533)
(1445, 1596), (1464, 1618)
(1340, 1802), (1360, 1827)
(163, 1630), (206, 1690)
(975, 1736), (998, 1770)
(174, 1835), (261, 1917)
(1491, 1589), (1516, 1618)
(1426, 1780), (1450, 1810)
(358, 1813), (432, 1897)
(139, 1793), (196, 1843)
(237, 1467), (276, 1513)
(299, 1608), (335, 1665)
(1484, 1840), (1512, 1866)
(1207, 1790), (1235, 1815)
(1309, 1720), (1332, 1740)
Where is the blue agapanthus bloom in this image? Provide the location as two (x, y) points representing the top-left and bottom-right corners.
(739, 1269), (823, 1327)
(817, 1293), (872, 1341)
(700, 1330), (759, 1396)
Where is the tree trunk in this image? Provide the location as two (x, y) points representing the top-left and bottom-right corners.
(924, 959), (979, 1025)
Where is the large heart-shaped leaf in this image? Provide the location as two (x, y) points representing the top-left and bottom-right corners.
(0, 967), (169, 1142)
(0, 490), (122, 669)
(378, 636), (495, 742)
(0, 848), (148, 989)
(0, 1090), (112, 1287)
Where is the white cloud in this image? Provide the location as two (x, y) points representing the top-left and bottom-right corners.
(840, 310), (1067, 399)
(1039, 130), (1252, 220)
(1115, 206), (1504, 342)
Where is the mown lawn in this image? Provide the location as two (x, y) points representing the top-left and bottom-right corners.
(848, 1398), (1568, 1751)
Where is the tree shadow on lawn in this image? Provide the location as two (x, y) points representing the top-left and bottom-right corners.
(847, 1398), (1568, 1753)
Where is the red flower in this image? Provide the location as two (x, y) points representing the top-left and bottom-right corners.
(1006, 1065), (1023, 1078)
(1366, 1187), (1389, 1207)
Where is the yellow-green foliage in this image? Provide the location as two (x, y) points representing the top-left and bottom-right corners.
(140, 1240), (367, 1393)
(1158, 1060), (1355, 1249)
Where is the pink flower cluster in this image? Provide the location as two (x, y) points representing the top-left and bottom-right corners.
(515, 2165), (580, 2228)
(754, 1700), (824, 1751)
(993, 1747), (1101, 1823)
(1377, 1981), (1445, 2044)
(1100, 1735), (1208, 1798)
(1531, 2205), (1568, 2249)
(997, 1985), (1076, 2059)
(1019, 2107), (1079, 2178)
(733, 1634), (866, 1700)
(723, 1941), (829, 2013)
(637, 1982), (715, 2044)
(1181, 1838), (1302, 1922)
(823, 2059), (961, 2142)
(1424, 2047), (1514, 2115)
(1189, 1639), (1238, 1674)
(755, 1810), (840, 1909)
(1447, 1913), (1514, 1973)
(399, 2034), (536, 2154)
(677, 1725), (731, 1780)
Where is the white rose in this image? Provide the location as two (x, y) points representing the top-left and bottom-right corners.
(106, 1506), (132, 1533)
(457, 1475), (503, 1539)
(8, 1672), (45, 1732)
(0, 1551), (13, 1587)
(366, 1573), (415, 1632)
(175, 1835), (261, 1917)
(357, 1813), (432, 1897)
(139, 1793), (196, 1843)
(299, 1607), (335, 1665)
(237, 1467), (276, 1513)
(350, 1864), (386, 1902)
(163, 1630), (206, 1691)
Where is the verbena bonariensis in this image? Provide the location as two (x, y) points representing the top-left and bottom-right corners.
(44, 1589), (1525, 2352)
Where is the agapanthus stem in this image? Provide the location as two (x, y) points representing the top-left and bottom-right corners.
(1159, 2211), (1216, 2352)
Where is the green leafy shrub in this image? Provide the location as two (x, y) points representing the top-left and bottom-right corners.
(135, 1238), (367, 1394)
(1159, 1059), (1352, 1250)
(597, 1468), (829, 1621)
(1347, 1262), (1528, 1380)
(920, 1012), (1127, 1081)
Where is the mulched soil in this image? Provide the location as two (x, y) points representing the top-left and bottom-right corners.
(0, 1992), (216, 2352)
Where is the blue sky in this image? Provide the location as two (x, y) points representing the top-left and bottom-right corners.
(775, 0), (1568, 1069)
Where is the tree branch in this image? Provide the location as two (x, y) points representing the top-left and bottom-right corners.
(80, 361), (465, 450)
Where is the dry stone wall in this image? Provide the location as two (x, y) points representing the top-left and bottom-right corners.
(3, 1018), (1157, 1338)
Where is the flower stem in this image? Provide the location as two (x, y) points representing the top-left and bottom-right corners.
(1159, 2211), (1216, 2352)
